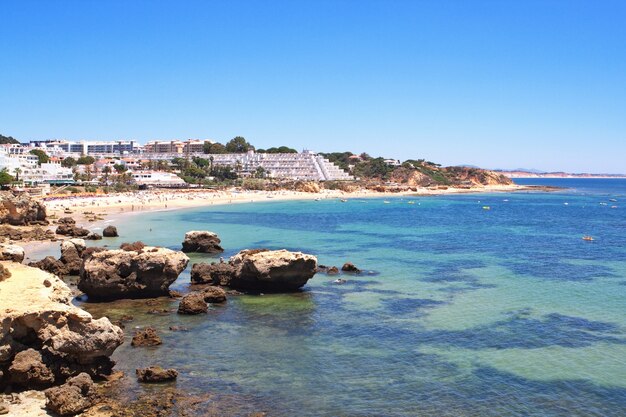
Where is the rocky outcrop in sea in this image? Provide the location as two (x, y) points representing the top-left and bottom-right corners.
(191, 249), (317, 292)
(181, 230), (224, 253)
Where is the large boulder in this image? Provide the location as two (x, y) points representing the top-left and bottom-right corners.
(181, 231), (224, 253)
(0, 191), (47, 226)
(228, 249), (317, 291)
(56, 224), (90, 237)
(193, 249), (317, 292)
(202, 286), (227, 303)
(102, 225), (119, 237)
(0, 244), (24, 263)
(78, 246), (189, 300)
(60, 239), (86, 275)
(177, 292), (208, 315)
(0, 262), (124, 393)
(45, 373), (96, 416)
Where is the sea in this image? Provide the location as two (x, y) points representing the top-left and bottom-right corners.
(76, 178), (626, 416)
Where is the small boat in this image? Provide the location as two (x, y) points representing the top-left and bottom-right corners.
(609, 199), (617, 202)
(503, 199), (509, 202)
(600, 202), (608, 206)
(384, 201), (390, 204)
(408, 201), (415, 205)
(314, 198), (320, 201)
(563, 202), (569, 206)
(611, 206), (618, 209)
(482, 206), (491, 210)
(340, 199), (348, 203)
(582, 236), (594, 241)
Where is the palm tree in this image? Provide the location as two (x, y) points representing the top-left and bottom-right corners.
(102, 166), (112, 184)
(13, 167), (21, 182)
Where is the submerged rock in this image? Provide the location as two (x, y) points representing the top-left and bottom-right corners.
(177, 292), (208, 315)
(102, 225), (119, 237)
(327, 266), (340, 275)
(341, 262), (361, 273)
(0, 244), (24, 263)
(136, 366), (178, 383)
(192, 249), (317, 292)
(78, 246), (189, 300)
(182, 230), (224, 253)
(131, 327), (162, 347)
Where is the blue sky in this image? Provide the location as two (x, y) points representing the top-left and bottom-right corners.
(1, 1), (625, 173)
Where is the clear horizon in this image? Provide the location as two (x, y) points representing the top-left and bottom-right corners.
(2, 1), (625, 174)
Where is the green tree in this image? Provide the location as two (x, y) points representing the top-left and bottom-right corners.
(76, 155), (95, 165)
(101, 166), (112, 184)
(0, 168), (14, 185)
(29, 149), (50, 164)
(61, 157), (77, 168)
(13, 167), (22, 182)
(225, 136), (253, 153)
(253, 166), (267, 178)
(113, 164), (127, 173)
(203, 142), (227, 154)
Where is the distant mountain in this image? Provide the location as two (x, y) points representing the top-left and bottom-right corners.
(494, 168), (547, 174)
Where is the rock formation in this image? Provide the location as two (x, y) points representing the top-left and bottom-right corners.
(28, 256), (69, 278)
(177, 292), (208, 315)
(136, 366), (178, 383)
(0, 224), (55, 242)
(60, 239), (86, 275)
(56, 217), (90, 238)
(0, 244), (24, 263)
(191, 249), (317, 292)
(0, 262), (123, 393)
(0, 191), (47, 226)
(181, 231), (224, 253)
(102, 225), (119, 237)
(78, 246), (189, 300)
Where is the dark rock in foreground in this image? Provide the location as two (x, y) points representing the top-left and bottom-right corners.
(0, 244), (24, 263)
(136, 366), (178, 383)
(181, 230), (224, 253)
(29, 256), (69, 277)
(178, 292), (208, 314)
(45, 373), (96, 416)
(9, 348), (55, 388)
(191, 249), (317, 292)
(78, 245), (189, 300)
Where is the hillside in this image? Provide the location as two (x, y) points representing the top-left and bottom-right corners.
(0, 134), (20, 144)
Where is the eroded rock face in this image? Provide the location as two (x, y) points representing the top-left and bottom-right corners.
(0, 191), (47, 226)
(0, 224), (55, 242)
(0, 244), (24, 263)
(136, 366), (178, 383)
(192, 249), (317, 292)
(0, 262), (123, 393)
(45, 373), (96, 416)
(102, 225), (118, 237)
(181, 231), (224, 253)
(78, 246), (189, 300)
(60, 239), (86, 275)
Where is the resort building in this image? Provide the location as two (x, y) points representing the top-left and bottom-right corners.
(143, 139), (211, 155)
(208, 150), (353, 181)
(28, 140), (140, 156)
(130, 171), (187, 187)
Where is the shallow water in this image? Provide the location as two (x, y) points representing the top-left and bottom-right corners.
(80, 179), (626, 416)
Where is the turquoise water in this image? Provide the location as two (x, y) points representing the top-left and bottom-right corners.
(82, 179), (626, 416)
